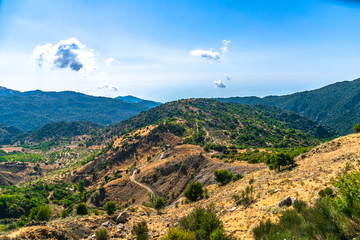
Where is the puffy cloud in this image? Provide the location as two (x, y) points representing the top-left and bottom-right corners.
(190, 39), (230, 62)
(98, 84), (119, 92)
(224, 73), (231, 81)
(189, 49), (221, 61)
(214, 80), (226, 88)
(105, 57), (115, 65)
(32, 38), (96, 72)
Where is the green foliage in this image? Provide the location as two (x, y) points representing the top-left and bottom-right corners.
(104, 201), (117, 215)
(0, 152), (46, 163)
(60, 209), (68, 218)
(213, 170), (233, 186)
(184, 182), (204, 202)
(76, 203), (89, 215)
(210, 228), (234, 240)
(131, 220), (149, 240)
(161, 227), (196, 240)
(154, 197), (166, 213)
(264, 152), (295, 172)
(354, 124), (360, 133)
(235, 185), (254, 206)
(178, 207), (232, 240)
(29, 205), (51, 221)
(319, 187), (334, 198)
(95, 229), (110, 240)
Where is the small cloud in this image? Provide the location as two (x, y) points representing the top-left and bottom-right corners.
(98, 84), (119, 92)
(190, 40), (230, 62)
(214, 80), (226, 88)
(224, 73), (231, 81)
(32, 38), (96, 72)
(105, 57), (115, 65)
(189, 49), (221, 61)
(221, 40), (231, 55)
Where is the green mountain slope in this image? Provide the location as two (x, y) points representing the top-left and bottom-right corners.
(0, 124), (23, 145)
(216, 78), (360, 135)
(115, 95), (161, 108)
(106, 99), (336, 148)
(0, 88), (156, 131)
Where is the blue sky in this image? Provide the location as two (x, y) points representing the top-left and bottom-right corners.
(0, 0), (359, 102)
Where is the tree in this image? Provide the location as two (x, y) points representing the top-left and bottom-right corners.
(154, 197), (166, 214)
(132, 220), (149, 240)
(184, 182), (204, 202)
(76, 203), (89, 215)
(30, 205), (52, 221)
(354, 124), (360, 133)
(265, 152), (294, 172)
(60, 209), (68, 218)
(104, 201), (117, 215)
(213, 170), (233, 186)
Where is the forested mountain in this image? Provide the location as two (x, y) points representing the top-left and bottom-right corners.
(216, 78), (360, 135)
(106, 98), (336, 148)
(0, 88), (157, 131)
(115, 95), (161, 108)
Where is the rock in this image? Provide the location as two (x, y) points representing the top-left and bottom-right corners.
(117, 223), (125, 230)
(291, 197), (298, 204)
(274, 189), (279, 193)
(101, 221), (113, 229)
(278, 197), (292, 207)
(229, 207), (237, 212)
(116, 211), (128, 223)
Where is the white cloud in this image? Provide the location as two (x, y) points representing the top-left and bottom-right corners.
(221, 40), (231, 55)
(97, 84), (119, 92)
(214, 80), (226, 88)
(32, 38), (96, 72)
(105, 57), (115, 65)
(190, 39), (230, 62)
(189, 49), (221, 61)
(224, 73), (231, 81)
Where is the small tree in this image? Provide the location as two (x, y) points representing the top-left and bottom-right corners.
(354, 124), (360, 133)
(76, 203), (89, 215)
(60, 209), (68, 218)
(154, 197), (166, 214)
(184, 182), (204, 202)
(213, 170), (233, 186)
(132, 220), (149, 240)
(265, 152), (294, 172)
(104, 201), (117, 215)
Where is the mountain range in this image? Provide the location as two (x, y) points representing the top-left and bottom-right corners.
(0, 87), (161, 131)
(216, 78), (360, 135)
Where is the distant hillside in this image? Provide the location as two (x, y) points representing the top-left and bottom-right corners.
(0, 88), (156, 131)
(216, 78), (360, 135)
(0, 124), (23, 145)
(106, 99), (336, 148)
(115, 95), (161, 108)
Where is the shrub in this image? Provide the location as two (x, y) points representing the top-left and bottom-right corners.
(213, 170), (233, 186)
(60, 209), (68, 218)
(29, 205), (51, 221)
(104, 201), (117, 215)
(179, 207), (232, 240)
(161, 227), (196, 240)
(232, 174), (243, 181)
(210, 228), (234, 240)
(265, 152), (295, 172)
(354, 124), (360, 133)
(184, 182), (204, 202)
(95, 229), (109, 240)
(131, 220), (149, 240)
(319, 187), (334, 198)
(76, 203), (89, 215)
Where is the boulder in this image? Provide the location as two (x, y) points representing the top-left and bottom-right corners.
(278, 197), (292, 207)
(291, 197), (298, 204)
(116, 211), (128, 223)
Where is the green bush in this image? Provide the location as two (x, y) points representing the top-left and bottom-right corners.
(60, 209), (68, 218)
(29, 205), (51, 221)
(213, 170), (233, 186)
(76, 203), (89, 215)
(154, 197), (166, 213)
(354, 124), (360, 133)
(95, 229), (109, 240)
(104, 201), (117, 215)
(131, 220), (149, 240)
(184, 182), (204, 202)
(161, 227), (196, 240)
(264, 152), (295, 172)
